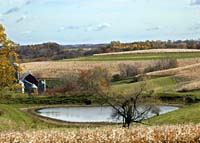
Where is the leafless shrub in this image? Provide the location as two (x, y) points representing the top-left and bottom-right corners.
(47, 67), (112, 94)
(119, 64), (139, 79)
(174, 78), (200, 93)
(111, 74), (121, 82)
(144, 59), (177, 73)
(99, 81), (154, 128)
(46, 73), (80, 94)
(78, 67), (112, 93)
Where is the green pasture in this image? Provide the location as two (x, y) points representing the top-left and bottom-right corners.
(66, 53), (200, 61)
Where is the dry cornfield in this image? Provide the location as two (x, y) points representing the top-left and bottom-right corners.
(0, 124), (199, 143)
(147, 62), (200, 78)
(176, 79), (200, 92)
(21, 60), (154, 79)
(22, 58), (200, 79)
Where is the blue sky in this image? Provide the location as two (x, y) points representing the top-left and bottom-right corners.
(0, 0), (200, 45)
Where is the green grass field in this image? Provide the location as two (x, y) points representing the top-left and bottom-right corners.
(146, 103), (200, 124)
(67, 53), (200, 61)
(0, 74), (200, 131)
(112, 76), (178, 95)
(0, 103), (199, 131)
(112, 76), (200, 101)
(0, 104), (58, 131)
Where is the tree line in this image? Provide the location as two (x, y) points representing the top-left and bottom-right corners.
(17, 40), (200, 62)
(102, 40), (200, 52)
(17, 43), (106, 62)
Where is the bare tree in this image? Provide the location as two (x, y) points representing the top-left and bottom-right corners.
(144, 59), (177, 73)
(97, 82), (153, 128)
(119, 64), (139, 80)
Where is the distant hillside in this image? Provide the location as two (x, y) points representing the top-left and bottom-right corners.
(16, 40), (200, 62)
(17, 42), (106, 62)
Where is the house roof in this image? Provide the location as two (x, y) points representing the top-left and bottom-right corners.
(23, 80), (38, 89)
(21, 72), (32, 81)
(21, 72), (39, 86)
(13, 63), (19, 68)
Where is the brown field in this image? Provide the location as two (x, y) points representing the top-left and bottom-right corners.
(22, 60), (162, 79)
(22, 58), (200, 79)
(94, 48), (200, 56)
(147, 62), (200, 78)
(176, 80), (200, 92)
(0, 124), (199, 143)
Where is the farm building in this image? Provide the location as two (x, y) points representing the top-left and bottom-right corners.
(13, 63), (46, 95)
(20, 72), (46, 94)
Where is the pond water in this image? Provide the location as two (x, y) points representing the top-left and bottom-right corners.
(37, 106), (179, 123)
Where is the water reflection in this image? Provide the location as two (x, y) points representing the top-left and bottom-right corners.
(37, 106), (179, 123)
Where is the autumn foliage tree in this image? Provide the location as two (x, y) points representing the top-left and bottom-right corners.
(0, 24), (20, 90)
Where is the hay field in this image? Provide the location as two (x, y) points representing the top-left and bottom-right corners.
(0, 124), (199, 143)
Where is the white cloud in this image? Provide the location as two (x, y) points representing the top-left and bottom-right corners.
(58, 23), (111, 32)
(0, 13), (3, 21)
(191, 0), (200, 5)
(58, 26), (65, 31)
(86, 23), (111, 31)
(25, 0), (34, 5)
(21, 30), (32, 35)
(146, 26), (160, 31)
(67, 26), (81, 30)
(112, 0), (134, 3)
(3, 7), (20, 15)
(57, 25), (81, 32)
(1, 0), (35, 16)
(16, 15), (26, 23)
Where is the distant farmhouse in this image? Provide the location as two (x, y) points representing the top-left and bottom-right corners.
(13, 63), (46, 95)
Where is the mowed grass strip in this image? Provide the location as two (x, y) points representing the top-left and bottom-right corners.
(67, 53), (200, 61)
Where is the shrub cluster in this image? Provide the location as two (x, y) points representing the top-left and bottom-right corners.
(144, 59), (177, 73)
(46, 67), (111, 95)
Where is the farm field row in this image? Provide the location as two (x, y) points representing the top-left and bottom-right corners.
(94, 48), (200, 56)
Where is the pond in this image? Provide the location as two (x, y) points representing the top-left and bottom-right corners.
(37, 106), (179, 123)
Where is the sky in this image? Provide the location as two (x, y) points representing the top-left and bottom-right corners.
(0, 0), (200, 45)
